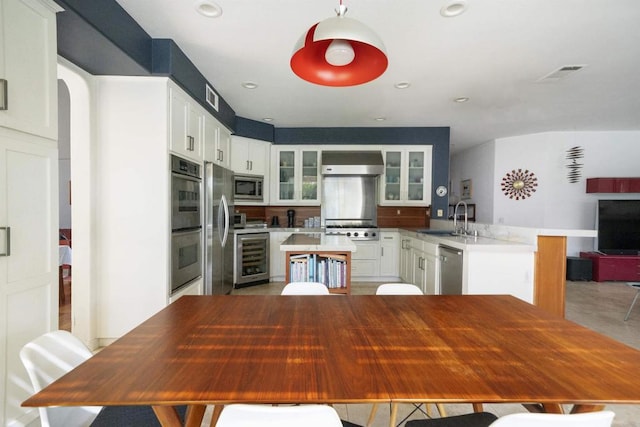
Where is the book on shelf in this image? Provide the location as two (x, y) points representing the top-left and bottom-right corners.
(288, 253), (347, 288)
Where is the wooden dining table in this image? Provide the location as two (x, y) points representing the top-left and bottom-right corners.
(23, 295), (640, 427)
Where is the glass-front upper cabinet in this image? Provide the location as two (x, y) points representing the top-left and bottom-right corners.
(384, 151), (402, 201)
(278, 150), (295, 201)
(301, 151), (318, 201)
(271, 147), (321, 205)
(381, 147), (432, 206)
(407, 151), (425, 201)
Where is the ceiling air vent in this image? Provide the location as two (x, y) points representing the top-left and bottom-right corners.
(537, 65), (586, 82)
(205, 84), (219, 111)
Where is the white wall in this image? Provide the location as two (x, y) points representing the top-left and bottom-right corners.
(449, 140), (495, 223)
(452, 131), (640, 255)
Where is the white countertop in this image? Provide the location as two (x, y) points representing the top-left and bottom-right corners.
(404, 230), (535, 253)
(280, 233), (357, 252)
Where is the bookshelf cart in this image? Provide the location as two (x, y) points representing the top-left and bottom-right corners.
(285, 251), (352, 294)
(281, 233), (356, 295)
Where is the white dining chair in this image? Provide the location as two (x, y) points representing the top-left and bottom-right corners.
(376, 283), (423, 295)
(281, 281), (330, 295)
(20, 330), (176, 427)
(20, 330), (103, 427)
(216, 404), (343, 427)
(405, 410), (615, 427)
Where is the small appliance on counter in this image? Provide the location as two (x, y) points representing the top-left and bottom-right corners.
(287, 209), (295, 227)
(271, 216), (280, 227)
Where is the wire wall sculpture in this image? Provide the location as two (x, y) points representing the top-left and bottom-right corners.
(501, 169), (538, 200)
(566, 146), (584, 183)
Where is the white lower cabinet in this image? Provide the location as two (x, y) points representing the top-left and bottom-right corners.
(269, 232), (290, 281)
(399, 236), (413, 282)
(423, 241), (439, 295)
(409, 238), (439, 294)
(351, 240), (380, 278)
(379, 232), (400, 277)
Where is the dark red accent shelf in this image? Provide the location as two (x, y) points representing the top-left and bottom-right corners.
(586, 177), (640, 193)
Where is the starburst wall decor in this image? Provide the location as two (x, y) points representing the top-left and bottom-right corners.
(501, 169), (538, 200)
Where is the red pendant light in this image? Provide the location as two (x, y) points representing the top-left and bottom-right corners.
(290, 1), (388, 87)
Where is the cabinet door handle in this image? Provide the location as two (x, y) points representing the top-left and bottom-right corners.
(218, 149), (223, 161)
(249, 161), (253, 170)
(0, 227), (10, 256)
(0, 79), (7, 110)
(381, 247), (384, 257)
(246, 160), (250, 170)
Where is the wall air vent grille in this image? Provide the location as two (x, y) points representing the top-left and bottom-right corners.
(205, 84), (219, 111)
(537, 65), (586, 82)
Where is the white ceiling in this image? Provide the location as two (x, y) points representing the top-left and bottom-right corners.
(115, 0), (640, 153)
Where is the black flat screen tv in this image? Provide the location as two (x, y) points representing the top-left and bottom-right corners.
(597, 200), (640, 255)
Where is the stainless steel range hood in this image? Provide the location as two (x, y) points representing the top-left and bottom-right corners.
(321, 151), (384, 176)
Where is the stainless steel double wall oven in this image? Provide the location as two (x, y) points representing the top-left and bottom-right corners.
(170, 155), (203, 294)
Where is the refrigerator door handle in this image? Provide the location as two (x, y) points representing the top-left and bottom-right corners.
(221, 194), (230, 247)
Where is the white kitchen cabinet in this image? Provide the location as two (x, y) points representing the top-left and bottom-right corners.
(380, 147), (432, 206)
(0, 2), (59, 425)
(231, 135), (270, 177)
(93, 76), (223, 344)
(399, 236), (413, 283)
(379, 232), (400, 278)
(169, 86), (203, 161)
(270, 146), (320, 205)
(0, 0), (60, 140)
(0, 132), (57, 426)
(409, 238), (438, 294)
(203, 113), (231, 168)
(422, 241), (439, 295)
(411, 241), (426, 293)
(351, 240), (380, 278)
(269, 231), (290, 281)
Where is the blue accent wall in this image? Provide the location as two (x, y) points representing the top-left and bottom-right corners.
(152, 40), (235, 128)
(235, 117), (275, 142)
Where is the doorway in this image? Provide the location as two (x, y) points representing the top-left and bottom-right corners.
(57, 59), (96, 348)
(58, 79), (72, 330)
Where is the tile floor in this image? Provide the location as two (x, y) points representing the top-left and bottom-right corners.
(204, 280), (640, 427)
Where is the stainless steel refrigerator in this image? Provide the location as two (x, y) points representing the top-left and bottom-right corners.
(204, 162), (234, 295)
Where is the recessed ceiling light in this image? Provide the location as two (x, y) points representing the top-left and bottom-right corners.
(374, 117), (386, 122)
(454, 97), (469, 103)
(241, 82), (258, 89)
(195, 0), (222, 18)
(394, 82), (411, 89)
(440, 0), (468, 17)
(263, 118), (274, 122)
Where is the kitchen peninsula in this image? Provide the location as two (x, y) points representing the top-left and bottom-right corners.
(280, 233), (357, 294)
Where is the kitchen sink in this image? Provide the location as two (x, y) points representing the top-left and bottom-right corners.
(417, 229), (457, 236)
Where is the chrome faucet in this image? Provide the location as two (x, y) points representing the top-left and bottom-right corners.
(453, 200), (468, 235)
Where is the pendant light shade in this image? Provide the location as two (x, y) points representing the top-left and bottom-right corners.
(291, 4), (387, 86)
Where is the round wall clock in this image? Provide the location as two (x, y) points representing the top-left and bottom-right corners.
(435, 185), (448, 197)
(501, 169), (538, 200)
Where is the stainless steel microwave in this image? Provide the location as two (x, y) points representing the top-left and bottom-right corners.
(234, 175), (263, 201)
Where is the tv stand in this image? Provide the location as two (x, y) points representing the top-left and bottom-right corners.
(580, 252), (640, 282)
